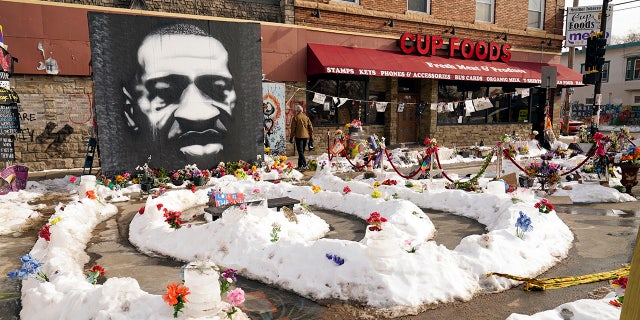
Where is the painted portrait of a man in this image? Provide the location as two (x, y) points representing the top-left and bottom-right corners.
(88, 12), (263, 175)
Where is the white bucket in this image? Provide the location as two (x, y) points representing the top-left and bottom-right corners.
(486, 180), (506, 195)
(78, 175), (97, 196)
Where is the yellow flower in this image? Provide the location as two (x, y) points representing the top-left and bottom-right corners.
(279, 155), (287, 161)
(49, 217), (62, 225)
(371, 188), (382, 198)
(252, 165), (257, 172)
(373, 181), (381, 188)
(311, 185), (322, 193)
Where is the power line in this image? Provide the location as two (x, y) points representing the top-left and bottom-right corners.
(613, 4), (640, 11)
(611, 0), (640, 6)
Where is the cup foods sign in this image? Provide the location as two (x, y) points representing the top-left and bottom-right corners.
(565, 5), (612, 47)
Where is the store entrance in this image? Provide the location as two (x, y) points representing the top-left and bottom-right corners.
(397, 93), (417, 143)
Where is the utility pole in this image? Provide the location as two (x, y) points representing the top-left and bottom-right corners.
(562, 0), (580, 136)
(590, 0), (610, 134)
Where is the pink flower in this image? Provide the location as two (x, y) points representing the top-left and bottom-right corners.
(227, 288), (245, 306)
(69, 176), (77, 183)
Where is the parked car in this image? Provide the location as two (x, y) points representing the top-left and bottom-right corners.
(559, 119), (585, 135)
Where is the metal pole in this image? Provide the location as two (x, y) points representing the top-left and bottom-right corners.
(591, 0), (610, 134)
(562, 0), (579, 136)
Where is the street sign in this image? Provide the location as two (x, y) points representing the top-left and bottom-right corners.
(565, 5), (613, 47)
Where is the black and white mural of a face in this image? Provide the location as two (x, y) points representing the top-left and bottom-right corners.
(88, 12), (263, 175)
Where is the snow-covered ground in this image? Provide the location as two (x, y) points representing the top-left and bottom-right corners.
(3, 145), (635, 319)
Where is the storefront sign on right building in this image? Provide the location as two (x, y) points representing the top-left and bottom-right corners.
(565, 5), (613, 47)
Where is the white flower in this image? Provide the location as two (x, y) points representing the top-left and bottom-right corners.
(479, 234), (493, 248)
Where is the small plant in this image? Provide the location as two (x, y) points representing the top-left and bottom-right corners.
(270, 223), (281, 242)
(86, 265), (105, 284)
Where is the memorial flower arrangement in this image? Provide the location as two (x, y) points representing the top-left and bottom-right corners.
(219, 268), (237, 295)
(515, 211), (533, 239)
(38, 217), (61, 242)
(163, 282), (190, 318)
(86, 264), (105, 284)
(157, 203), (183, 229)
(7, 254), (49, 282)
(524, 152), (562, 188)
(534, 198), (554, 214)
(609, 276), (628, 307)
(366, 211), (387, 231)
(346, 119), (362, 129)
(618, 145), (640, 166)
(225, 288), (246, 319)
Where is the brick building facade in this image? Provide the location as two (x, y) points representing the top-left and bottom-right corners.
(0, 0), (580, 171)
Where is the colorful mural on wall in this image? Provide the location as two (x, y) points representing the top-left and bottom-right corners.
(262, 83), (286, 155)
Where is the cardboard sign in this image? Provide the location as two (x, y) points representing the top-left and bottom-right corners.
(212, 192), (245, 207)
(330, 141), (345, 155)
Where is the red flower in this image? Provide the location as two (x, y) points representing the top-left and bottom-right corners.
(612, 276), (628, 289)
(343, 186), (351, 194)
(39, 224), (51, 242)
(90, 265), (105, 275)
(138, 207), (145, 215)
(366, 212), (388, 231)
(156, 203), (163, 210)
(190, 185), (196, 193)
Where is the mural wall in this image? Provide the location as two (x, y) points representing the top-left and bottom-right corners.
(262, 82), (286, 155)
(88, 12), (263, 175)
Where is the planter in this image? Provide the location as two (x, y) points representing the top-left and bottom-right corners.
(619, 164), (639, 194)
(193, 175), (207, 186)
(171, 179), (184, 186)
(139, 177), (154, 193)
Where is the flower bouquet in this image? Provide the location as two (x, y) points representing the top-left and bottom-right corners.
(524, 153), (562, 192)
(163, 282), (190, 318)
(366, 212), (387, 231)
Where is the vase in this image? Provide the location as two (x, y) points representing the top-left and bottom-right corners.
(619, 164), (639, 194)
(140, 177), (154, 193)
(171, 179), (184, 186)
(193, 175), (206, 186)
(181, 261), (222, 317)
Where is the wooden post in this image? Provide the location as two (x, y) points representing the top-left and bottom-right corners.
(620, 226), (640, 319)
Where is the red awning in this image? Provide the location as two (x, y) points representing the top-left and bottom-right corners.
(307, 43), (583, 86)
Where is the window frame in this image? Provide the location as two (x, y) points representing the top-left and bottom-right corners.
(626, 57), (640, 81)
(408, 0), (430, 14)
(435, 82), (538, 125)
(527, 0), (544, 29)
(306, 75), (382, 127)
(475, 0), (495, 23)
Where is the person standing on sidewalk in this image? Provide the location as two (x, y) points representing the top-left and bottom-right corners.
(289, 104), (313, 169)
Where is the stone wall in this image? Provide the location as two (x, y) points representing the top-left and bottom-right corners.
(7, 75), (95, 171)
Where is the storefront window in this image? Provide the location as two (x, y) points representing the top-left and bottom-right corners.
(436, 82), (536, 125)
(307, 76), (382, 126)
